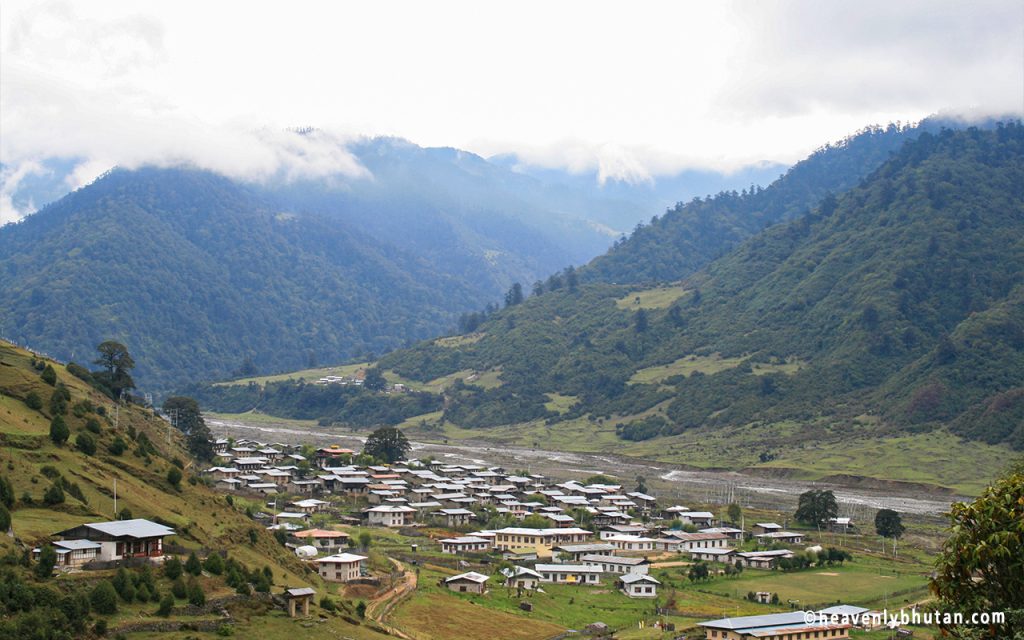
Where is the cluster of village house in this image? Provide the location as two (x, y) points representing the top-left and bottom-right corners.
(31, 436), (864, 638)
(200, 439), (856, 607)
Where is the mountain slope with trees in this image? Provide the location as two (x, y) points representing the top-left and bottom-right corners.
(361, 124), (1024, 451)
(0, 167), (487, 392)
(583, 117), (973, 286)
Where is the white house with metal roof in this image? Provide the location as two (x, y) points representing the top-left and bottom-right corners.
(54, 519), (175, 563)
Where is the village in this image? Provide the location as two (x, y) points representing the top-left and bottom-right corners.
(29, 429), (933, 639)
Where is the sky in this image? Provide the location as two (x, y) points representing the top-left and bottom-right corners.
(1, 0), (1023, 223)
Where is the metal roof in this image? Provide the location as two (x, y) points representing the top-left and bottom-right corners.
(620, 573), (660, 584)
(445, 571), (490, 583)
(699, 612), (810, 631)
(315, 553), (367, 563)
(68, 519), (175, 539)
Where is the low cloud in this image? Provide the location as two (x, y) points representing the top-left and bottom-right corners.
(717, 0), (1024, 118)
(2, 1), (1022, 223)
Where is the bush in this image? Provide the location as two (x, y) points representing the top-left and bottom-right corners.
(157, 593), (174, 616)
(319, 596), (336, 612)
(0, 475), (12, 509)
(355, 601), (366, 618)
(204, 552), (224, 575)
(76, 432), (97, 456)
(34, 544), (57, 579)
(187, 578), (205, 606)
(91, 580), (119, 614)
(41, 365), (57, 386)
(24, 391), (43, 411)
(108, 437), (127, 456)
(167, 467), (183, 488)
(43, 484), (65, 505)
(171, 577), (187, 599)
(85, 417), (102, 433)
(0, 504), (10, 532)
(185, 552), (202, 576)
(49, 416), (69, 445)
(164, 557), (183, 580)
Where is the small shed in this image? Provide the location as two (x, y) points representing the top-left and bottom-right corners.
(284, 587), (315, 617)
(444, 571), (489, 594)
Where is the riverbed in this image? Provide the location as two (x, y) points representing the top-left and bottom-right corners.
(206, 414), (963, 521)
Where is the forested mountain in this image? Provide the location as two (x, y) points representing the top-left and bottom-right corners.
(0, 168), (486, 391)
(351, 124), (1023, 450)
(583, 117), (966, 285)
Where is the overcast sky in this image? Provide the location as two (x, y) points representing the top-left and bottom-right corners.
(1, 0), (1022, 222)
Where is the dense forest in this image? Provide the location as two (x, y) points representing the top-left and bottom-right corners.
(0, 168), (482, 391)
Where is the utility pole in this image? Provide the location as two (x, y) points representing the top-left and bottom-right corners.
(113, 478), (117, 518)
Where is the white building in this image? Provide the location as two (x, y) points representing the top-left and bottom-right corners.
(366, 505), (416, 527)
(619, 573), (660, 598)
(315, 553), (367, 582)
(534, 563), (603, 585)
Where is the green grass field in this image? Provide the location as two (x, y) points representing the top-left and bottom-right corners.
(544, 393), (578, 414)
(629, 353), (748, 385)
(616, 286), (690, 310)
(433, 333), (485, 348)
(698, 561), (928, 610)
(214, 362), (370, 387)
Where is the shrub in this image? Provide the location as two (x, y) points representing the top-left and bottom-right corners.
(157, 593), (174, 616)
(91, 580), (119, 614)
(85, 417), (102, 433)
(319, 596), (336, 612)
(49, 416), (69, 445)
(0, 475), (12, 508)
(41, 365), (57, 385)
(43, 484), (65, 505)
(355, 601), (366, 618)
(108, 437), (127, 456)
(185, 552), (202, 576)
(76, 432), (97, 456)
(187, 578), (205, 606)
(167, 467), (183, 488)
(204, 552), (224, 575)
(34, 544), (57, 579)
(24, 391), (43, 411)
(0, 504), (10, 532)
(164, 557), (183, 580)
(171, 577), (187, 599)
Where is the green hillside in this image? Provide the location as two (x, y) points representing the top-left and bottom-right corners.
(0, 340), (389, 639)
(583, 121), (932, 285)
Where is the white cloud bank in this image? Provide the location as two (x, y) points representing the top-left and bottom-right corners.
(2, 0), (1022, 222)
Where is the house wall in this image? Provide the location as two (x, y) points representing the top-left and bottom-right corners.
(318, 560), (362, 582)
(447, 580), (485, 594)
